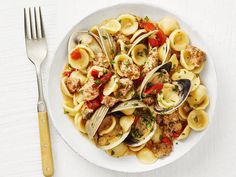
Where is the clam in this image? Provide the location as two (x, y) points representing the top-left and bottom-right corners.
(128, 30), (158, 55)
(85, 105), (109, 139)
(110, 100), (157, 147)
(96, 27), (117, 63)
(140, 62), (191, 114)
(68, 31), (102, 54)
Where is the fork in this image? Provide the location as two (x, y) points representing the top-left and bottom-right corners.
(24, 7), (54, 177)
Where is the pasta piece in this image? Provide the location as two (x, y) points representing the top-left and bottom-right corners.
(121, 108), (135, 115)
(169, 54), (179, 69)
(151, 126), (162, 143)
(137, 147), (158, 164)
(103, 75), (119, 96)
(117, 14), (138, 36)
(129, 144), (145, 152)
(106, 143), (128, 157)
(187, 85), (209, 109)
(158, 83), (180, 109)
(119, 115), (135, 132)
(177, 125), (191, 140)
(113, 54), (133, 77)
(169, 29), (189, 51)
(61, 77), (73, 98)
(100, 19), (121, 34)
(74, 113), (87, 133)
(131, 44), (148, 66)
(63, 101), (84, 116)
(158, 16), (180, 36)
(187, 110), (208, 131)
(98, 116), (117, 136)
(70, 70), (87, 85)
(68, 47), (90, 70)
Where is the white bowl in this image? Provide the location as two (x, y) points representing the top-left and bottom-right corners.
(47, 3), (217, 173)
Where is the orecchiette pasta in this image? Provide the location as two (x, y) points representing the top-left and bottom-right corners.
(187, 110), (208, 131)
(169, 29), (189, 51)
(158, 16), (180, 36)
(117, 14), (138, 36)
(61, 14), (209, 164)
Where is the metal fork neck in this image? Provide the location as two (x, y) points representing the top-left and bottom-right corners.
(35, 64), (47, 112)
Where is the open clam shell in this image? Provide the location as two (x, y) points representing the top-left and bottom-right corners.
(85, 105), (109, 139)
(154, 79), (191, 114)
(97, 27), (117, 63)
(140, 62), (191, 114)
(140, 62), (172, 98)
(123, 107), (157, 147)
(68, 31), (102, 54)
(128, 30), (158, 55)
(110, 99), (147, 113)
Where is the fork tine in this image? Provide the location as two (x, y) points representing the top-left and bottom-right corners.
(34, 7), (39, 39)
(24, 8), (28, 39)
(28, 8), (34, 39)
(39, 7), (45, 38)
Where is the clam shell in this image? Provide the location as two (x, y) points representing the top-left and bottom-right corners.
(97, 27), (117, 64)
(85, 105), (109, 139)
(140, 62), (172, 98)
(110, 100), (147, 113)
(68, 31), (102, 54)
(98, 129), (131, 150)
(128, 30), (158, 55)
(124, 121), (157, 147)
(154, 79), (191, 114)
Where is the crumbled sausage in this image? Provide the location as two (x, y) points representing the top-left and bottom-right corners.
(65, 77), (81, 94)
(102, 95), (119, 107)
(120, 62), (140, 80)
(79, 80), (99, 101)
(115, 78), (133, 97)
(185, 45), (206, 67)
(146, 141), (173, 158)
(143, 97), (155, 105)
(93, 52), (110, 68)
(142, 47), (158, 74)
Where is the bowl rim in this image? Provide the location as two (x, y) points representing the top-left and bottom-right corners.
(45, 2), (218, 173)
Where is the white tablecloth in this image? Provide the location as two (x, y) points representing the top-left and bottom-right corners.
(0, 0), (236, 176)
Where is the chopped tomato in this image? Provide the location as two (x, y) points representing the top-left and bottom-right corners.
(148, 38), (159, 47)
(173, 132), (180, 138)
(140, 22), (156, 32)
(143, 83), (164, 95)
(63, 71), (72, 77)
(70, 48), (81, 60)
(133, 115), (141, 125)
(91, 69), (99, 79)
(86, 97), (101, 110)
(100, 72), (112, 85)
(161, 137), (172, 145)
(156, 30), (167, 45)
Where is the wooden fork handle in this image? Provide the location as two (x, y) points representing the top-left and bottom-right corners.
(38, 112), (54, 177)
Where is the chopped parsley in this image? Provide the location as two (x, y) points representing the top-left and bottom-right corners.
(172, 85), (179, 92)
(110, 60), (115, 65)
(193, 116), (199, 123)
(132, 103), (139, 106)
(94, 79), (101, 85)
(124, 46), (129, 51)
(102, 35), (108, 40)
(137, 51), (144, 56)
(79, 89), (84, 94)
(159, 134), (163, 140)
(124, 102), (128, 106)
(144, 16), (149, 21)
(64, 110), (69, 114)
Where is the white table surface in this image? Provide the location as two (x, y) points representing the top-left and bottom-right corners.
(0, 0), (236, 176)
